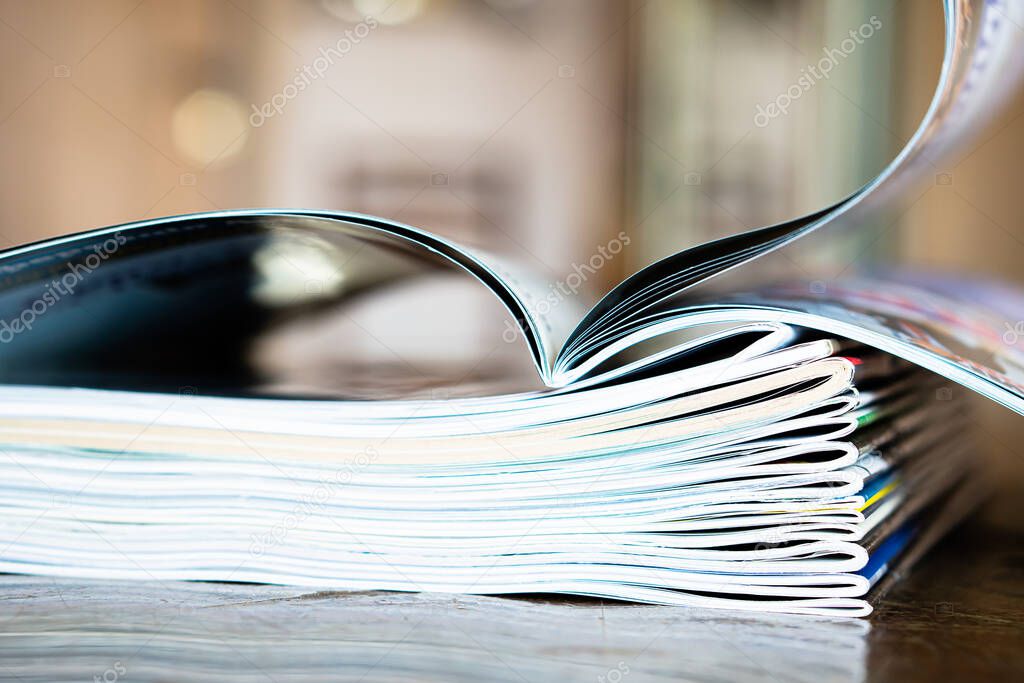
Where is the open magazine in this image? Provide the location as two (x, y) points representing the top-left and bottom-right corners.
(0, 0), (1021, 617)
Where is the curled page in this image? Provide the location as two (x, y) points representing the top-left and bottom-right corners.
(557, 0), (1024, 412)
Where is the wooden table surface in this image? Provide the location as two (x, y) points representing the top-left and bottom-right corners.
(0, 495), (1020, 683)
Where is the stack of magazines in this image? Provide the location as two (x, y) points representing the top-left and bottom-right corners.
(0, 0), (1021, 616)
(0, 333), (985, 616)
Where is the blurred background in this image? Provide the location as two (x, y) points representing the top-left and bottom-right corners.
(0, 0), (1021, 489)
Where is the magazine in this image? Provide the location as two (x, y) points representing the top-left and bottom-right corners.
(0, 0), (1020, 616)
